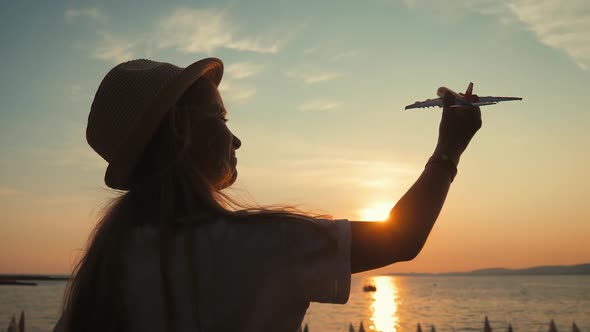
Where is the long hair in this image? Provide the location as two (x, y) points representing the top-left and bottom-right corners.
(62, 78), (334, 332)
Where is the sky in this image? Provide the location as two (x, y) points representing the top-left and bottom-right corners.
(0, 0), (589, 274)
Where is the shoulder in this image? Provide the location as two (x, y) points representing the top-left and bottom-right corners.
(216, 216), (352, 303)
(281, 218), (352, 304)
(216, 216), (349, 253)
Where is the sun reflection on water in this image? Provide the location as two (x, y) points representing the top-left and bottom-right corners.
(369, 276), (400, 332)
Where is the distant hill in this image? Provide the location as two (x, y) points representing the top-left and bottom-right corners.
(390, 263), (590, 276)
(0, 274), (70, 281)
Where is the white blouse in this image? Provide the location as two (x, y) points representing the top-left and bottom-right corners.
(53, 217), (351, 332)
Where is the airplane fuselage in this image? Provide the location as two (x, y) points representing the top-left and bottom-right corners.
(437, 87), (472, 104)
(404, 82), (522, 110)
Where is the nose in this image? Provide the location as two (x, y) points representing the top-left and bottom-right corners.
(232, 134), (241, 150)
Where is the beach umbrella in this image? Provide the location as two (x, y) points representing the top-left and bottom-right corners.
(572, 322), (580, 332)
(484, 316), (493, 332)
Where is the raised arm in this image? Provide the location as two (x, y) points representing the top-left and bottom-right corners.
(350, 93), (482, 273)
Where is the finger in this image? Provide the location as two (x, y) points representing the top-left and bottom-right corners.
(453, 106), (480, 121)
(452, 105), (477, 112)
(468, 94), (481, 115)
(471, 95), (482, 118)
(442, 92), (456, 119)
(442, 91), (455, 110)
(474, 105), (482, 123)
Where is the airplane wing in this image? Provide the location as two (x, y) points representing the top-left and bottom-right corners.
(405, 98), (442, 110)
(478, 96), (523, 103)
(471, 102), (498, 106)
(460, 96), (523, 107)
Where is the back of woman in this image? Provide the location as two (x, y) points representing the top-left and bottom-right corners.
(54, 57), (481, 332)
(120, 216), (349, 332)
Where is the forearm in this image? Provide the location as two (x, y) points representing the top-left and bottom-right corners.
(385, 158), (455, 257)
(351, 92), (481, 273)
(350, 150), (458, 273)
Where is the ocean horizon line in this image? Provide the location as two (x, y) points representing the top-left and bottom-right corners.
(387, 262), (590, 277)
(2, 263), (590, 280)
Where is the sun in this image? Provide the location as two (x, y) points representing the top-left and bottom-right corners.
(358, 202), (392, 222)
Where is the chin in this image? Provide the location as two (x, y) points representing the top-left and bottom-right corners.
(218, 170), (238, 190)
(228, 170), (238, 186)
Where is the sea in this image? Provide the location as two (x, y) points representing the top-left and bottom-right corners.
(1, 275), (589, 332)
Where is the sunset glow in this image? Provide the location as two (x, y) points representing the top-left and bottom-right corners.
(370, 276), (400, 332)
(358, 202), (392, 222)
(1, 1), (589, 274)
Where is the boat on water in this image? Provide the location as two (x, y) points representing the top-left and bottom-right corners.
(362, 284), (376, 292)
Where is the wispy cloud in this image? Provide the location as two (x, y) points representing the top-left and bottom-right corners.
(37, 143), (106, 171)
(225, 62), (264, 79)
(218, 62), (262, 104)
(0, 187), (18, 197)
(65, 7), (106, 23)
(297, 99), (342, 112)
(303, 46), (320, 55)
(505, 0), (590, 70)
(35, 194), (92, 207)
(402, 0), (590, 70)
(156, 8), (285, 54)
(85, 7), (298, 64)
(219, 80), (257, 104)
(244, 156), (414, 191)
(32, 126), (106, 171)
(464, 0), (510, 16)
(93, 32), (134, 64)
(331, 50), (359, 61)
(286, 70), (342, 84)
(68, 84), (93, 103)
(290, 158), (413, 175)
(401, 0), (418, 8)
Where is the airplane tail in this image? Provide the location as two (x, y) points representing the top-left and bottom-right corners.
(464, 82), (474, 102)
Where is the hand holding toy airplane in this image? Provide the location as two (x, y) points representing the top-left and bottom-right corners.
(405, 82), (522, 110)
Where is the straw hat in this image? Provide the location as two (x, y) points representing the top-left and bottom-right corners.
(87, 58), (223, 190)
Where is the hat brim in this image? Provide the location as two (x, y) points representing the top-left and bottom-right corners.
(104, 57), (223, 190)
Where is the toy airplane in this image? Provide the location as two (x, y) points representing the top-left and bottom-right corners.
(405, 82), (522, 110)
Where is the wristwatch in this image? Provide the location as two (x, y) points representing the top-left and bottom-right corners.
(425, 153), (457, 182)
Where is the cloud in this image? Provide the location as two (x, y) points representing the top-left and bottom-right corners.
(402, 0), (590, 70)
(68, 84), (93, 103)
(330, 50), (359, 61)
(286, 70), (342, 84)
(37, 143), (106, 171)
(0, 187), (18, 197)
(86, 7), (297, 64)
(505, 0), (590, 70)
(303, 46), (320, 55)
(245, 156), (414, 192)
(156, 8), (285, 54)
(297, 99), (342, 112)
(225, 62), (264, 79)
(65, 7), (106, 23)
(464, 0), (511, 16)
(32, 125), (106, 172)
(401, 0), (418, 8)
(218, 62), (262, 104)
(218, 80), (257, 104)
(34, 194), (92, 207)
(93, 32), (134, 64)
(290, 158), (413, 175)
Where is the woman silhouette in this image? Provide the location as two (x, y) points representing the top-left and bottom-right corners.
(53, 58), (481, 332)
